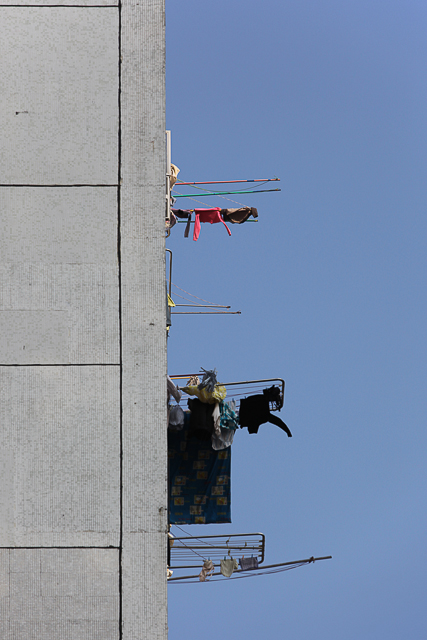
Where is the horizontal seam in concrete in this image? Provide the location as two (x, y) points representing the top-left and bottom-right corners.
(0, 5), (118, 7)
(0, 546), (120, 549)
(0, 363), (120, 367)
(0, 184), (119, 188)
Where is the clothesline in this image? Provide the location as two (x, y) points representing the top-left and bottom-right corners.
(170, 282), (226, 307)
(175, 178), (280, 186)
(176, 219), (257, 224)
(168, 375), (289, 435)
(176, 388), (266, 401)
(174, 304), (231, 308)
(174, 386), (279, 409)
(173, 188), (281, 198)
(167, 373), (291, 526)
(168, 555), (332, 583)
(171, 311), (241, 315)
(169, 529), (265, 567)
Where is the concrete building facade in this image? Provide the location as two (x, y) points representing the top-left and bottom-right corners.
(0, 1), (167, 638)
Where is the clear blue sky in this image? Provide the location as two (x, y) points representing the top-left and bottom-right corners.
(166, 1), (427, 638)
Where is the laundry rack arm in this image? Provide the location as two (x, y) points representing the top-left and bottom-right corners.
(170, 376), (285, 407)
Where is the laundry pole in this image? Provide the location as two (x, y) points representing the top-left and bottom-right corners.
(173, 188), (281, 197)
(176, 178), (280, 186)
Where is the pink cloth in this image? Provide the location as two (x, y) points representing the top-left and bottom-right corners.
(193, 208), (232, 241)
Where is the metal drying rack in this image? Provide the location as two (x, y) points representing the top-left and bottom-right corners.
(169, 532), (265, 570)
(169, 376), (285, 411)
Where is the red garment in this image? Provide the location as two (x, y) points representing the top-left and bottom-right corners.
(193, 208), (232, 241)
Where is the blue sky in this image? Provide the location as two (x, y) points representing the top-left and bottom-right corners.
(166, 1), (427, 638)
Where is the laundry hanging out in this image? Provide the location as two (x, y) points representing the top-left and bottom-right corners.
(171, 207), (258, 241)
(170, 374), (291, 441)
(238, 386), (292, 437)
(168, 370), (239, 450)
(168, 414), (232, 525)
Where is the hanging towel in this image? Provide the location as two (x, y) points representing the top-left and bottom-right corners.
(220, 558), (239, 577)
(193, 208), (231, 241)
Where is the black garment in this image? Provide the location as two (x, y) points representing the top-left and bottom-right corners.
(221, 207), (258, 224)
(187, 398), (215, 441)
(171, 208), (192, 219)
(239, 387), (292, 437)
(171, 208), (193, 237)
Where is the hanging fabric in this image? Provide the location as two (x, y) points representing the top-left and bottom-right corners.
(187, 398), (215, 441)
(220, 558), (239, 577)
(171, 208), (192, 219)
(193, 208), (231, 241)
(221, 207), (258, 224)
(239, 386), (292, 437)
(182, 384), (227, 405)
(239, 556), (259, 571)
(167, 376), (182, 404)
(171, 209), (193, 237)
(211, 401), (239, 451)
(170, 164), (180, 187)
(168, 415), (231, 525)
(199, 559), (215, 582)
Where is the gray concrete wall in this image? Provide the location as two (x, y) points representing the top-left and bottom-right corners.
(0, 1), (167, 638)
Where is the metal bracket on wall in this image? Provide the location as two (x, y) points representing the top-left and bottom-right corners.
(166, 257), (241, 315)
